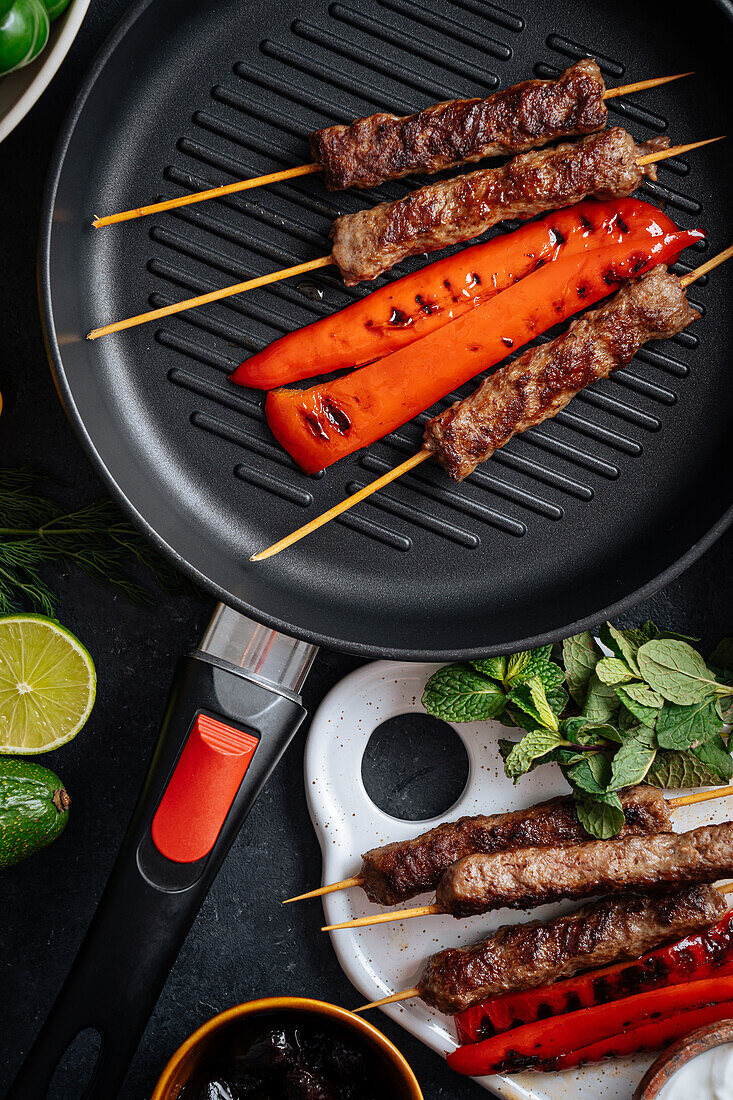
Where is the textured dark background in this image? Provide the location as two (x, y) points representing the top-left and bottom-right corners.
(1, 2), (733, 1098)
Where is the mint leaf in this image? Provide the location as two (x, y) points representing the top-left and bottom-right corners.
(622, 681), (665, 708)
(471, 656), (506, 682)
(656, 697), (723, 751)
(574, 793), (626, 839)
(514, 657), (566, 692)
(647, 750), (723, 789)
(711, 669), (733, 724)
(692, 735), (733, 783)
(658, 630), (701, 644)
(422, 664), (506, 722)
(561, 717), (618, 746)
(615, 686), (661, 728)
(505, 650), (533, 685)
(582, 673), (621, 722)
(623, 621), (660, 647)
(499, 738), (585, 775)
(609, 736), (657, 790)
(600, 622), (641, 676)
(530, 644), (554, 661)
(565, 752), (612, 797)
(547, 684), (569, 717)
(562, 632), (601, 705)
(508, 677), (559, 732)
(637, 640), (721, 705)
(504, 728), (566, 779)
(596, 657), (635, 685)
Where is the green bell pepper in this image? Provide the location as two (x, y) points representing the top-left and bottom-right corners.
(0, 0), (72, 77)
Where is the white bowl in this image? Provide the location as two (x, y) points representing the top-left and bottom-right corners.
(0, 0), (92, 143)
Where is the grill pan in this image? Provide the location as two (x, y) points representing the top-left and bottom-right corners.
(10, 1), (733, 1097)
(38, 0), (733, 660)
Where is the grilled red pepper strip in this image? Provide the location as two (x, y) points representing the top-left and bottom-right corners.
(456, 909), (733, 1043)
(266, 229), (702, 475)
(547, 1001), (733, 1071)
(446, 975), (733, 1076)
(232, 198), (681, 390)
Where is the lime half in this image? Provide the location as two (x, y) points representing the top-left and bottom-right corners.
(0, 615), (96, 753)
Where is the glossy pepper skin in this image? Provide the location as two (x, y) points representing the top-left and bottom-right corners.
(231, 198), (681, 390)
(265, 228), (703, 475)
(0, 0), (70, 76)
(456, 909), (733, 1042)
(446, 974), (733, 1075)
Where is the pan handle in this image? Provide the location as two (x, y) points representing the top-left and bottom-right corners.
(5, 651), (309, 1100)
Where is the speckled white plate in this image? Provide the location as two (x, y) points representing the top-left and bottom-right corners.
(303, 660), (733, 1100)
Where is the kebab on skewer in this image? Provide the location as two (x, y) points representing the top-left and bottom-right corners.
(251, 242), (733, 561)
(92, 61), (691, 226)
(286, 784), (733, 908)
(355, 884), (729, 1015)
(325, 820), (733, 931)
(86, 129), (719, 338)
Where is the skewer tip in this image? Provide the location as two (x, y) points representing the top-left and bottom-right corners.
(282, 876), (363, 903)
(353, 988), (420, 1013)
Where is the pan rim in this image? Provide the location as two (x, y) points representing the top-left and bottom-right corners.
(38, 0), (733, 661)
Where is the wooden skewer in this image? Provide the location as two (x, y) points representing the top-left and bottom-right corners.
(601, 71), (693, 99)
(252, 234), (733, 562)
(679, 241), (733, 289)
(353, 988), (421, 1013)
(289, 785), (733, 904)
(353, 883), (733, 1012)
(671, 784), (733, 807)
(91, 72), (693, 229)
(283, 876), (363, 904)
(636, 134), (724, 166)
(92, 163), (322, 227)
(252, 450), (431, 562)
(86, 255), (334, 340)
(323, 905), (439, 931)
(87, 137), (721, 342)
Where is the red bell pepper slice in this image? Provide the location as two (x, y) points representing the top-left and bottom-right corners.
(446, 975), (733, 1076)
(456, 909), (733, 1043)
(231, 198), (682, 390)
(265, 228), (703, 474)
(547, 1001), (733, 1071)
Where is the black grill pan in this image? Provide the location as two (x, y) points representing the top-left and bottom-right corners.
(40, 0), (733, 659)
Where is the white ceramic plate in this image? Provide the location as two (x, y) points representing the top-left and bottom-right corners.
(0, 0), (91, 143)
(304, 660), (733, 1100)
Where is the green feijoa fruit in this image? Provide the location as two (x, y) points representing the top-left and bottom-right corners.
(0, 758), (70, 870)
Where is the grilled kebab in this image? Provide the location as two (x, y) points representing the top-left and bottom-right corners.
(425, 263), (699, 479)
(419, 885), (727, 1014)
(312, 59), (608, 190)
(331, 127), (667, 283)
(434, 821), (733, 918)
(359, 785), (670, 905)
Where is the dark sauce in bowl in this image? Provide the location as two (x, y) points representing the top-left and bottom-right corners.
(180, 1012), (392, 1099)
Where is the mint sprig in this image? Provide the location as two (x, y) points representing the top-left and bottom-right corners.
(423, 619), (733, 841)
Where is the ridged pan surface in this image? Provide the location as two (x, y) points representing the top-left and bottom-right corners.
(41, 0), (733, 658)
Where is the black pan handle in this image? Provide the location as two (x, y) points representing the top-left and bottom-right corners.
(5, 653), (307, 1100)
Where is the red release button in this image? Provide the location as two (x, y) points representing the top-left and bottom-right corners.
(151, 714), (259, 863)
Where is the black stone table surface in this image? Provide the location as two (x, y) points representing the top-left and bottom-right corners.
(1, 3), (733, 1097)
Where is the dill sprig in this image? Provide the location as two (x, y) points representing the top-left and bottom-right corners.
(0, 469), (194, 615)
